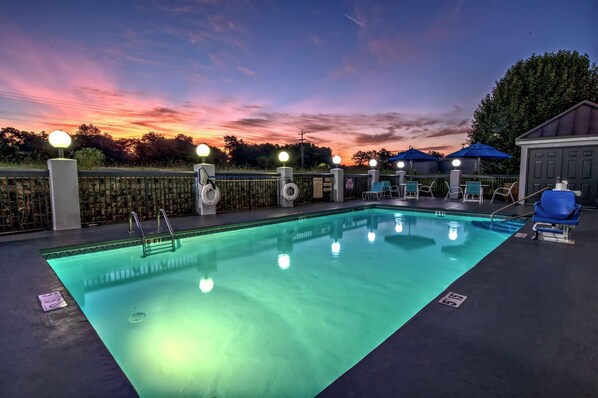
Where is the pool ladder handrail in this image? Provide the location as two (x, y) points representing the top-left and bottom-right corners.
(128, 209), (176, 257)
(490, 187), (550, 222)
(128, 211), (147, 257)
(156, 208), (176, 253)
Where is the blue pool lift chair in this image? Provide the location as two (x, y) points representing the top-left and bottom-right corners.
(362, 181), (388, 200)
(532, 190), (581, 244)
(463, 181), (483, 204)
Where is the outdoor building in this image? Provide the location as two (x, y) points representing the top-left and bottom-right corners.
(516, 100), (598, 207)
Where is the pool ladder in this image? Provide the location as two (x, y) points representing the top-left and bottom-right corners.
(129, 209), (176, 257)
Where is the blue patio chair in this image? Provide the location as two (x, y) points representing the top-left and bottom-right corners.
(404, 181), (419, 200)
(362, 181), (387, 200)
(463, 181), (483, 204)
(444, 181), (463, 201)
(532, 190), (581, 244)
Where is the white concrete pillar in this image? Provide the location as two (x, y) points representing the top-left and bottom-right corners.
(367, 169), (379, 189)
(395, 170), (406, 197)
(47, 159), (81, 230)
(194, 163), (216, 215)
(449, 169), (462, 199)
(330, 168), (344, 202)
(278, 166), (294, 208)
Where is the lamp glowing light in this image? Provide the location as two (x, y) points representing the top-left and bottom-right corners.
(49, 130), (71, 158)
(199, 277), (214, 293)
(395, 223), (404, 233)
(331, 241), (341, 256)
(332, 155), (341, 166)
(367, 231), (376, 242)
(278, 151), (289, 166)
(397, 161), (405, 169)
(196, 144), (210, 163)
(451, 159), (461, 168)
(277, 253), (290, 270)
(448, 222), (459, 241)
(369, 159), (378, 168)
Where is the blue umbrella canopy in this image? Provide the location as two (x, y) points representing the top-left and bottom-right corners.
(387, 148), (438, 162)
(446, 143), (511, 160)
(446, 142), (511, 174)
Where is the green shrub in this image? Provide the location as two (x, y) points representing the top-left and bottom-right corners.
(74, 148), (105, 170)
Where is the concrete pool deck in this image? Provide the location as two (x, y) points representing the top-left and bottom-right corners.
(1, 197), (596, 397)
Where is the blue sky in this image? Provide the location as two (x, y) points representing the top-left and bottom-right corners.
(0, 0), (595, 161)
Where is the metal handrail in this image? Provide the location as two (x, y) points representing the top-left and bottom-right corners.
(157, 208), (176, 253)
(490, 187), (550, 221)
(128, 211), (147, 257)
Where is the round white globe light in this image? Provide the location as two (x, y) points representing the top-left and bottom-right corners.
(278, 151), (289, 163)
(196, 144), (210, 158)
(199, 277), (214, 293)
(49, 130), (71, 149)
(332, 155), (341, 165)
(369, 159), (378, 168)
(367, 231), (376, 242)
(277, 253), (291, 270)
(451, 159), (461, 168)
(397, 161), (405, 169)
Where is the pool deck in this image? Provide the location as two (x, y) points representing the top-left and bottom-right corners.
(1, 197), (597, 397)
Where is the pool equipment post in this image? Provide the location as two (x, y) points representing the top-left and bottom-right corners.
(278, 166), (294, 207)
(48, 158), (81, 230)
(194, 163), (217, 215)
(449, 169), (462, 199)
(330, 166), (344, 202)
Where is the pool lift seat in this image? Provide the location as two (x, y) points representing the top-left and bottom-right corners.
(129, 209), (177, 257)
(532, 190), (581, 244)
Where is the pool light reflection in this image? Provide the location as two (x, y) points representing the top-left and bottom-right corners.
(278, 253), (291, 270)
(199, 277), (214, 293)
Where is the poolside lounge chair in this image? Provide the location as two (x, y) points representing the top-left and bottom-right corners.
(419, 180), (435, 198)
(532, 190), (581, 244)
(444, 181), (463, 201)
(491, 180), (518, 203)
(404, 181), (419, 200)
(381, 181), (392, 199)
(463, 181), (483, 204)
(362, 181), (388, 200)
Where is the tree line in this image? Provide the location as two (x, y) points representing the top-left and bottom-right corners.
(0, 123), (334, 169)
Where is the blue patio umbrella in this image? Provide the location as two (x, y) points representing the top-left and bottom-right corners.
(446, 142), (511, 174)
(387, 148), (438, 174)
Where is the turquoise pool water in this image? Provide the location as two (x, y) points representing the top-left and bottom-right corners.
(48, 209), (521, 397)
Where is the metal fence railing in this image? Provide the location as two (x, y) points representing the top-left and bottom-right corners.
(0, 169), (52, 233)
(78, 170), (195, 226)
(343, 174), (370, 200)
(293, 173), (333, 205)
(215, 172), (279, 212)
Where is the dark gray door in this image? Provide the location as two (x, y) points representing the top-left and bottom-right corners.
(527, 146), (598, 207)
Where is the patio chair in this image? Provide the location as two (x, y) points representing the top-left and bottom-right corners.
(463, 181), (483, 204)
(491, 180), (518, 203)
(532, 190), (581, 244)
(419, 180), (436, 198)
(362, 181), (387, 200)
(443, 181), (463, 201)
(381, 180), (392, 199)
(390, 183), (401, 197)
(403, 181), (419, 200)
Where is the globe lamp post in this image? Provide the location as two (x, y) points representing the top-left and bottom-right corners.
(49, 130), (72, 158)
(278, 151), (289, 166)
(196, 144), (210, 163)
(332, 155), (341, 167)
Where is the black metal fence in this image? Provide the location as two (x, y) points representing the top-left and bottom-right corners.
(343, 174), (370, 200)
(78, 170), (195, 226)
(215, 172), (279, 212)
(294, 173), (333, 205)
(0, 170), (52, 233)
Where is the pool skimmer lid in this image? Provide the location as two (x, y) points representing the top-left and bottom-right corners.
(439, 292), (467, 308)
(38, 291), (67, 312)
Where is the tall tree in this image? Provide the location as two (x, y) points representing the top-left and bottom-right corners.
(469, 50), (598, 173)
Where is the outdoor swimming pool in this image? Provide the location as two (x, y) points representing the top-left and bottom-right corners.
(47, 208), (522, 397)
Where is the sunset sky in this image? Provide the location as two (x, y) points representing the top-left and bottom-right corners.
(1, 0), (596, 162)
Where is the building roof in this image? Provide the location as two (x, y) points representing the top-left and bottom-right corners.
(517, 100), (598, 141)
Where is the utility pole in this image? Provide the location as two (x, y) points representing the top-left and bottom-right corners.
(298, 129), (306, 168)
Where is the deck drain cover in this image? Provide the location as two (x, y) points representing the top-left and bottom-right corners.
(129, 312), (147, 323)
(38, 291), (67, 312)
(514, 233), (528, 238)
(439, 292), (467, 308)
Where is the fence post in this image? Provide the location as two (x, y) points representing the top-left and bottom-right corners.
(277, 166), (294, 207)
(449, 169), (462, 199)
(194, 163), (217, 215)
(367, 169), (379, 189)
(330, 167), (344, 202)
(47, 159), (81, 230)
